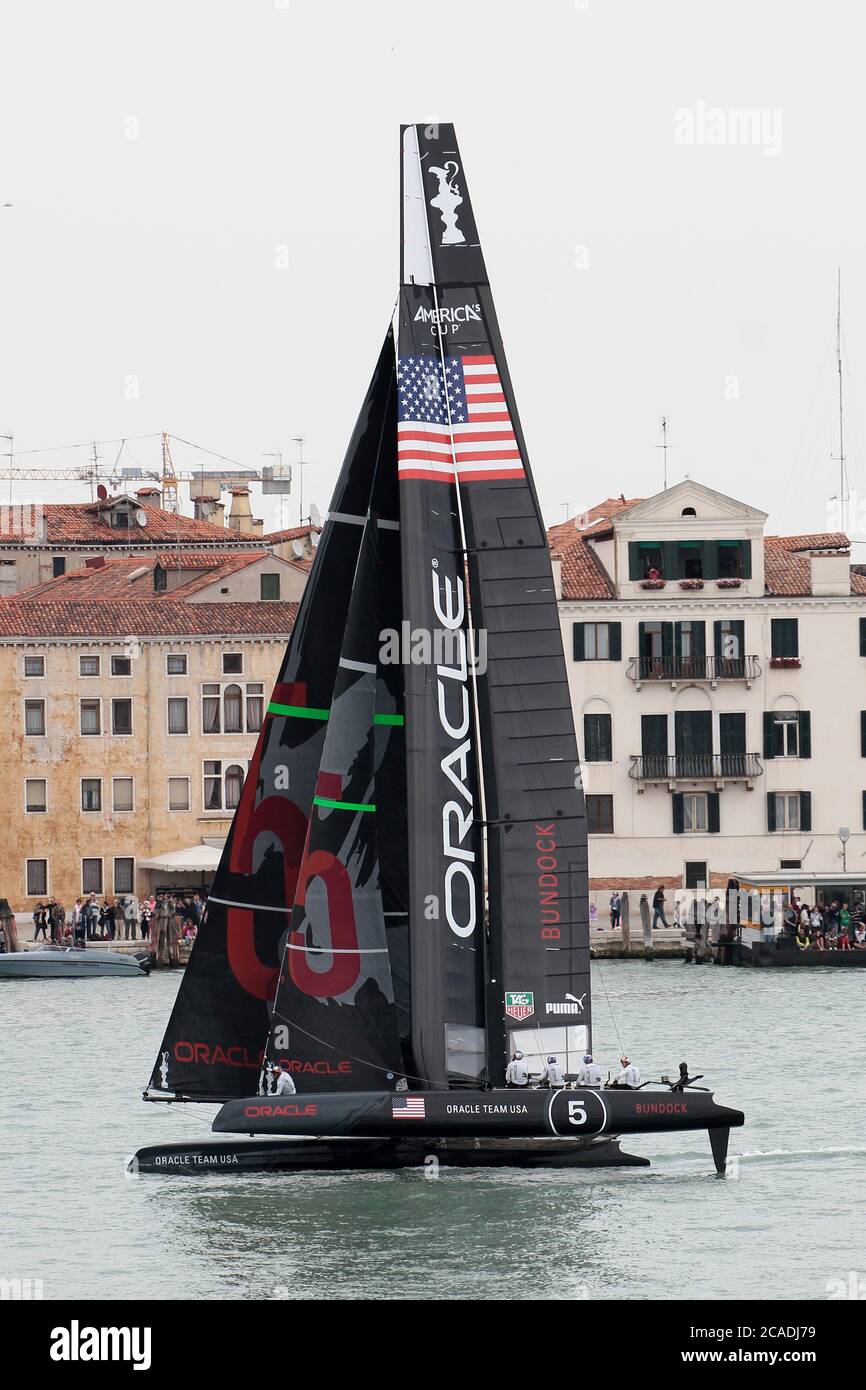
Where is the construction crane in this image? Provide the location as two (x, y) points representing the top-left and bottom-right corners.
(160, 431), (179, 514)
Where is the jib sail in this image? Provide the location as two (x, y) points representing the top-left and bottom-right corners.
(145, 332), (397, 1101)
(402, 124), (591, 1084)
(263, 506), (405, 1093)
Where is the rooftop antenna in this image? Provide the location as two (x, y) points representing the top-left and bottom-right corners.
(655, 416), (674, 490)
(292, 435), (308, 527)
(832, 269), (849, 535)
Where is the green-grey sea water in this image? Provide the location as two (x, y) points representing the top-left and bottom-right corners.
(2, 962), (864, 1300)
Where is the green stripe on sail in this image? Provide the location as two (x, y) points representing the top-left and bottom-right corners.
(267, 702), (329, 721)
(267, 703), (404, 727)
(313, 796), (376, 813)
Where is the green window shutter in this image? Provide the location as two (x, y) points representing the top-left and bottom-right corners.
(628, 542), (640, 580)
(608, 623), (621, 662)
(798, 711), (811, 759)
(672, 793), (685, 835)
(692, 621), (706, 660)
(772, 618), (799, 658)
(702, 540), (717, 580)
(708, 792), (720, 834)
(862, 711), (866, 757)
(663, 541), (679, 580)
(767, 793), (777, 833)
(713, 621), (723, 660)
(741, 540), (752, 579)
(763, 712), (775, 759)
(799, 791), (812, 833)
(860, 617), (866, 657)
(572, 623), (585, 661)
(661, 622), (674, 663)
(638, 621), (646, 657)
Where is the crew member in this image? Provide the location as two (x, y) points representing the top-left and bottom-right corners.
(539, 1055), (565, 1088)
(609, 1055), (641, 1088)
(273, 1063), (297, 1096)
(577, 1052), (602, 1087)
(505, 1050), (529, 1087)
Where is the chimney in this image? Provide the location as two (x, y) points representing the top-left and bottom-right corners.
(227, 486), (257, 536)
(809, 549), (851, 597)
(136, 487), (161, 509)
(194, 495), (218, 523)
(550, 553), (563, 600)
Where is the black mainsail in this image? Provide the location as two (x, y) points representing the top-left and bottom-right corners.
(145, 332), (397, 1101)
(399, 124), (591, 1083)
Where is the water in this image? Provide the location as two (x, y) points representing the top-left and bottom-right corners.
(2, 961), (864, 1300)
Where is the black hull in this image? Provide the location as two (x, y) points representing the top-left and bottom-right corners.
(736, 943), (866, 967)
(209, 1086), (742, 1172)
(130, 1135), (648, 1175)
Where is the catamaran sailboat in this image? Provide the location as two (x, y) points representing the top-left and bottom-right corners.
(132, 126), (743, 1176)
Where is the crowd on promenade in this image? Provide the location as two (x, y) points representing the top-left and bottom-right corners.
(30, 891), (206, 965)
(787, 897), (866, 951)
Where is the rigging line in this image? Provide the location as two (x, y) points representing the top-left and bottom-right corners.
(167, 434), (248, 468)
(11, 433), (160, 456)
(269, 1008), (438, 1089)
(592, 956), (625, 1057)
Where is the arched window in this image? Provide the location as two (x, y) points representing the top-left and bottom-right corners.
(225, 764), (244, 809)
(223, 683), (243, 733)
(681, 506), (697, 516)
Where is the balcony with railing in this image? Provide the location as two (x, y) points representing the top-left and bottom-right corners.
(629, 752), (763, 785)
(626, 654), (761, 688)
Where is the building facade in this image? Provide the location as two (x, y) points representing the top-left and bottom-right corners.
(1, 573), (299, 915)
(550, 480), (866, 901)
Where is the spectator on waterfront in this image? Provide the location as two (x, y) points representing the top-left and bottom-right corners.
(839, 901), (852, 937)
(609, 1056), (641, 1089)
(123, 895), (139, 941)
(577, 1053), (602, 1087)
(98, 899), (113, 938)
(273, 1063), (297, 1096)
(84, 893), (100, 940)
(192, 893), (204, 925)
(609, 890), (622, 929)
(140, 898), (153, 948)
(71, 898), (86, 949)
(32, 903), (48, 941)
(589, 900), (598, 929)
(49, 899), (65, 943)
(652, 886), (669, 930)
(854, 923), (866, 948)
(796, 924), (809, 949)
(152, 894), (174, 966)
(111, 897), (124, 941)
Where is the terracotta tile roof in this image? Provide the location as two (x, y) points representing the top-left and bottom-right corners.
(0, 498), (264, 546)
(764, 533), (851, 596)
(261, 523), (322, 545)
(0, 599), (298, 639)
(548, 499), (641, 601)
(16, 552), (282, 601)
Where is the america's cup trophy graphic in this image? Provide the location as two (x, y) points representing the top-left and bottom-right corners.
(159, 1050), (169, 1090)
(428, 161), (465, 245)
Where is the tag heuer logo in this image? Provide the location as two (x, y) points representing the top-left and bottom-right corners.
(505, 991), (534, 1021)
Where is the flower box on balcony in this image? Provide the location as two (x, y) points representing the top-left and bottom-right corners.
(679, 579), (704, 590)
(639, 578), (666, 590)
(716, 578), (742, 589)
(770, 656), (801, 669)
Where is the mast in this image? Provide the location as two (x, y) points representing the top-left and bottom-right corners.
(402, 124), (591, 1086)
(833, 269), (848, 534)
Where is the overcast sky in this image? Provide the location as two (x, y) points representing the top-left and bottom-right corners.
(2, 0), (866, 545)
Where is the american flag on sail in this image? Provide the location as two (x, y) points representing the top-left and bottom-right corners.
(391, 1095), (426, 1119)
(397, 353), (525, 484)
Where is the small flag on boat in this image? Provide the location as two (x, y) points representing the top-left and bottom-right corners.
(391, 1095), (426, 1119)
(397, 353), (525, 484)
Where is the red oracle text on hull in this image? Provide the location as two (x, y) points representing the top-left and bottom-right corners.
(243, 1103), (318, 1119)
(535, 823), (561, 940)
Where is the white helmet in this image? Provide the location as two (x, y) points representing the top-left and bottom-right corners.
(513, 1050), (524, 1060)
